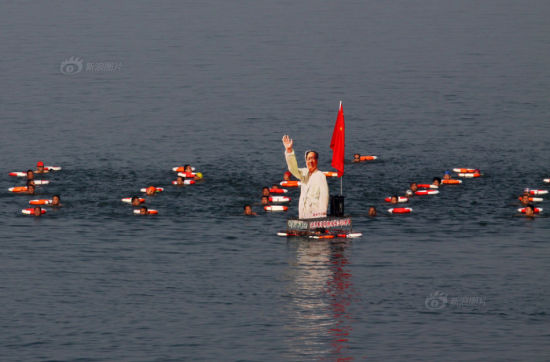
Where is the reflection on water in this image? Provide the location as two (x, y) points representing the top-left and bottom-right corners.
(284, 239), (359, 361)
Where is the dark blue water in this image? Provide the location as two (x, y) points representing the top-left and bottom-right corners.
(2, 1), (550, 360)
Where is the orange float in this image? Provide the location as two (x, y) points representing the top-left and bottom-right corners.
(384, 196), (408, 203)
(140, 187), (164, 193)
(133, 209), (158, 215)
(29, 199), (52, 205)
(417, 184), (438, 189)
(172, 180), (195, 185)
(524, 189), (548, 196)
(172, 166), (195, 172)
(360, 155), (377, 161)
(22, 208), (46, 215)
(269, 187), (288, 194)
(453, 168), (477, 173)
(121, 198), (146, 204)
(415, 190), (439, 196)
(518, 207), (542, 214)
(518, 196), (543, 202)
(458, 172), (481, 178)
(269, 196), (290, 203)
(280, 181), (301, 187)
(388, 207), (412, 214)
(9, 172), (27, 177)
(323, 171), (339, 177)
(442, 179), (462, 185)
(9, 186), (28, 193)
(264, 205), (288, 212)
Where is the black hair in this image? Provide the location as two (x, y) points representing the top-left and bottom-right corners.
(262, 186), (269, 190)
(526, 204), (535, 211)
(27, 169), (33, 173)
(353, 154), (360, 158)
(305, 150), (319, 160)
(131, 196), (138, 201)
(53, 195), (60, 199)
(141, 206), (148, 211)
(243, 204), (251, 210)
(433, 177), (441, 183)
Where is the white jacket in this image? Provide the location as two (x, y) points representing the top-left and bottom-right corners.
(285, 150), (329, 219)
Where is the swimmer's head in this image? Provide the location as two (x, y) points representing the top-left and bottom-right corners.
(27, 184), (35, 194)
(146, 186), (156, 196)
(195, 172), (203, 179)
(52, 195), (60, 206)
(33, 206), (42, 216)
(262, 187), (270, 196)
(131, 196), (141, 206)
(26, 170), (34, 179)
(390, 195), (398, 204)
(140, 206), (148, 215)
(183, 164), (192, 172)
(283, 171), (291, 181)
(243, 204), (253, 215)
(368, 206), (377, 217)
(525, 204), (535, 217)
(443, 171), (451, 180)
(36, 161), (44, 172)
(261, 196), (269, 205)
(410, 182), (418, 192)
(432, 177), (441, 186)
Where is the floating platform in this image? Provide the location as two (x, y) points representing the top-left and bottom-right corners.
(277, 216), (362, 238)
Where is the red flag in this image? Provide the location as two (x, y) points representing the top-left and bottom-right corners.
(330, 101), (345, 177)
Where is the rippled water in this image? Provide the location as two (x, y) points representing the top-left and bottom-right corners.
(2, 1), (550, 360)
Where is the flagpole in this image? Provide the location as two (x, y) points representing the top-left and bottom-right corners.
(339, 100), (343, 196)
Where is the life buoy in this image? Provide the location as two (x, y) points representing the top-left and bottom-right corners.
(22, 208), (46, 215)
(518, 196), (543, 202)
(415, 190), (439, 195)
(417, 184), (438, 189)
(525, 189), (548, 196)
(9, 186), (28, 193)
(384, 196), (408, 203)
(388, 207), (412, 214)
(264, 205), (288, 212)
(544, 178), (550, 183)
(29, 199), (52, 205)
(309, 234), (335, 239)
(453, 168), (477, 173)
(121, 198), (145, 204)
(269, 187), (288, 194)
(133, 209), (158, 215)
(45, 166), (62, 171)
(172, 180), (195, 185)
(177, 172), (196, 178)
(458, 172), (481, 178)
(518, 207), (542, 214)
(9, 172), (27, 177)
(323, 171), (339, 177)
(360, 155), (377, 161)
(280, 181), (301, 187)
(140, 187), (164, 193)
(172, 166), (196, 172)
(269, 196), (290, 203)
(442, 179), (462, 184)
(33, 180), (49, 185)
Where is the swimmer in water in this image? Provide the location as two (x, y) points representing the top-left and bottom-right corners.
(368, 206), (377, 217)
(406, 182), (418, 196)
(26, 184), (36, 195)
(131, 196), (142, 206)
(27, 170), (35, 181)
(35, 161), (49, 174)
(390, 195), (399, 204)
(443, 171), (451, 180)
(140, 206), (148, 215)
(194, 172), (203, 181)
(262, 187), (270, 197)
(520, 194), (530, 206)
(283, 171), (292, 181)
(51, 195), (61, 207)
(261, 195), (269, 206)
(33, 206), (43, 216)
(524, 204), (536, 217)
(175, 176), (185, 186)
(432, 177), (441, 187)
(184, 164), (193, 173)
(145, 186), (156, 196)
(26, 179), (35, 187)
(243, 204), (257, 216)
(352, 153), (361, 163)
